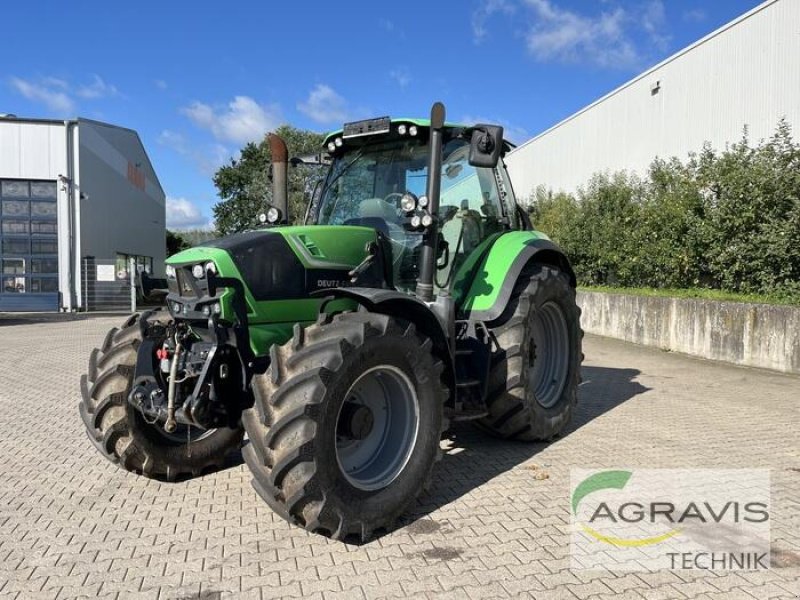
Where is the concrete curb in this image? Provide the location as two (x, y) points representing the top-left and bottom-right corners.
(577, 291), (800, 373)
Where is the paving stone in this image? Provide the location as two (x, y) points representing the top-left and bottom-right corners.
(0, 320), (797, 600)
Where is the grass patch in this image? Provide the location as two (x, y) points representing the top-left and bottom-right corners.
(580, 286), (799, 306)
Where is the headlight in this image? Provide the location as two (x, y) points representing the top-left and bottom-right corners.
(204, 261), (217, 275)
(397, 124), (407, 135)
(192, 264), (205, 279)
(327, 141), (336, 152)
(408, 125), (418, 136)
(400, 193), (417, 213)
(165, 265), (176, 279)
(266, 206), (281, 223)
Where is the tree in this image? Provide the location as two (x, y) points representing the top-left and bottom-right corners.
(166, 229), (189, 256)
(212, 125), (326, 235)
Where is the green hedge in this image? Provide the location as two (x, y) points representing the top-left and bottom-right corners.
(528, 121), (800, 303)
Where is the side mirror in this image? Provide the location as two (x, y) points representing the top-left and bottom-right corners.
(468, 125), (504, 168)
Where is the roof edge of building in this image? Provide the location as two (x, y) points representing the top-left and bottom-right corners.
(509, 0), (781, 156)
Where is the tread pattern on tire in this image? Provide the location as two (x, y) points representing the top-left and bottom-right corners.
(243, 312), (447, 542)
(79, 312), (244, 481)
(478, 264), (583, 441)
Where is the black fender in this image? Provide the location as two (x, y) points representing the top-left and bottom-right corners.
(316, 287), (455, 402)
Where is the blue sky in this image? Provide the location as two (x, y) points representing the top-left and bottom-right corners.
(1, 0), (762, 229)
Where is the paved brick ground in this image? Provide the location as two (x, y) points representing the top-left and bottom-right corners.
(0, 315), (798, 599)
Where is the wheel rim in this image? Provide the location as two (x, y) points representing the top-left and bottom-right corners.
(529, 301), (570, 409)
(335, 366), (420, 491)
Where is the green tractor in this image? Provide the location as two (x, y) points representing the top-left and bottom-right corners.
(80, 102), (582, 541)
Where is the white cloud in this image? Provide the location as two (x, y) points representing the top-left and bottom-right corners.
(642, 0), (669, 52)
(76, 74), (119, 99)
(524, 0), (638, 68)
(389, 68), (412, 89)
(297, 84), (352, 125)
(154, 79), (168, 90)
(9, 77), (75, 114)
(9, 74), (122, 115)
(166, 196), (209, 229)
(682, 8), (705, 23)
(461, 114), (530, 145)
(522, 0), (672, 69)
(159, 129), (231, 176)
(472, 0), (515, 44)
(181, 96), (281, 144)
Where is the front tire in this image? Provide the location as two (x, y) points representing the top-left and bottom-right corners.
(478, 264), (582, 441)
(242, 312), (446, 542)
(79, 312), (245, 481)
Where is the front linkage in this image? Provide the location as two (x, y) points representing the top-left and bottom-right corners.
(128, 275), (254, 433)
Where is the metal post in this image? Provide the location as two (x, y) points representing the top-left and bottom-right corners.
(129, 257), (136, 313)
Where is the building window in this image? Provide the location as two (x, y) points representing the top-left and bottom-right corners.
(0, 179), (59, 295)
(115, 253), (153, 280)
(30, 181), (57, 198)
(1, 181), (29, 197)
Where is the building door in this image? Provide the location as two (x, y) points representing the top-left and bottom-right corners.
(0, 180), (60, 312)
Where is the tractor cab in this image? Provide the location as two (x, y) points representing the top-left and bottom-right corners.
(310, 118), (517, 294)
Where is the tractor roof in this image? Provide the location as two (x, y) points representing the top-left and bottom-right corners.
(322, 118), (462, 145)
(323, 117), (515, 152)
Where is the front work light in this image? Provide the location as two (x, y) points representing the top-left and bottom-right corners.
(266, 206), (281, 223)
(400, 193), (417, 213)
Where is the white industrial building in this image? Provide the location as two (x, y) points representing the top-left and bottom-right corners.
(506, 0), (800, 199)
(0, 116), (165, 312)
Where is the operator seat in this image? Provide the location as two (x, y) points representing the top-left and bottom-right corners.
(440, 199), (483, 279)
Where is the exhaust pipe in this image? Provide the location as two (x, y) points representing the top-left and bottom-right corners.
(416, 102), (446, 302)
(268, 133), (289, 223)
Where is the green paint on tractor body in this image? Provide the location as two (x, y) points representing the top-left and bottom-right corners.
(165, 225), (374, 355)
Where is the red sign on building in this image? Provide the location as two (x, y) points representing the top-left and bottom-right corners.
(127, 162), (145, 191)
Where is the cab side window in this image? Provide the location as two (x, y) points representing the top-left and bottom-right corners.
(437, 140), (504, 288)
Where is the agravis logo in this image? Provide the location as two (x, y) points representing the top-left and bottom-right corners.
(572, 470), (681, 547)
(570, 469), (771, 571)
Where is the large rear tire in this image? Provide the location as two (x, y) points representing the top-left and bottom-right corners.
(478, 264), (582, 441)
(79, 312), (244, 481)
(242, 312), (446, 542)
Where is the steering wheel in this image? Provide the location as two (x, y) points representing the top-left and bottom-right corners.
(382, 192), (406, 209)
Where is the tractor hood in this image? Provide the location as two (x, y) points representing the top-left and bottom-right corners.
(166, 225), (378, 304)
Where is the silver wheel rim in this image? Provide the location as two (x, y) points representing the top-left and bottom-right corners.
(335, 366), (420, 491)
(529, 301), (570, 409)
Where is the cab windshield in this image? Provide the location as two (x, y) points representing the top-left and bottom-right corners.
(316, 136), (505, 290)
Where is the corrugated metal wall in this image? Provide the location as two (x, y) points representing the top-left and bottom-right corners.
(505, 0), (800, 200)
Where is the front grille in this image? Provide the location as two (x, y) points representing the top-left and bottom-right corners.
(176, 267), (209, 298)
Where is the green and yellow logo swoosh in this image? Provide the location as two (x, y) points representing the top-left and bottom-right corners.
(572, 470), (681, 547)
